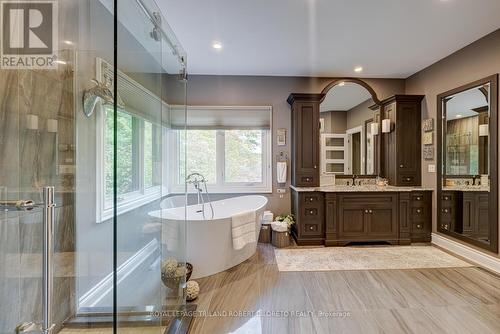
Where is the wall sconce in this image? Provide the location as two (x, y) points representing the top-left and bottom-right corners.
(47, 119), (58, 133)
(371, 122), (379, 135)
(382, 119), (391, 133)
(479, 124), (489, 137)
(26, 114), (39, 130)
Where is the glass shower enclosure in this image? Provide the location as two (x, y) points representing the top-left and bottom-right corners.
(0, 0), (187, 333)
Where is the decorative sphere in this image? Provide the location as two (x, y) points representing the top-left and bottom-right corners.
(161, 258), (178, 278)
(186, 280), (200, 301)
(175, 266), (187, 278)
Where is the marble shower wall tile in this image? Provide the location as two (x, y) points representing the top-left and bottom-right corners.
(0, 216), (21, 333)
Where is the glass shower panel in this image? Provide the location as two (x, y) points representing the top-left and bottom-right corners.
(116, 0), (187, 331)
(0, 0), (186, 333)
(0, 1), (84, 333)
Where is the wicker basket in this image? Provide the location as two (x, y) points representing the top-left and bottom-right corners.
(272, 230), (290, 248)
(161, 262), (193, 290)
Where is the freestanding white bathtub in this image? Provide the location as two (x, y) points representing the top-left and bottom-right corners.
(148, 195), (268, 279)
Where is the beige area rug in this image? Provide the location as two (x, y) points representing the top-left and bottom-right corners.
(274, 246), (473, 271)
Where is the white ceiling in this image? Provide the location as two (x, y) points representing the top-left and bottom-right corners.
(321, 83), (371, 112)
(158, 0), (500, 78)
(446, 85), (489, 119)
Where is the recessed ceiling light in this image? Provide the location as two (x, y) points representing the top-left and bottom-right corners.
(212, 42), (222, 50)
(354, 66), (363, 73)
(456, 114), (462, 118)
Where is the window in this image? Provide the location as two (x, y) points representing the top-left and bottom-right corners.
(98, 106), (162, 222)
(172, 128), (271, 193)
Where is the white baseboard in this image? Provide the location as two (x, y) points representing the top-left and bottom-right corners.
(431, 233), (500, 274)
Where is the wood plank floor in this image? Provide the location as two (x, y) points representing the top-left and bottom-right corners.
(187, 243), (500, 334)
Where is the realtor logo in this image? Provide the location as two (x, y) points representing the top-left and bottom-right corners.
(1, 1), (58, 69)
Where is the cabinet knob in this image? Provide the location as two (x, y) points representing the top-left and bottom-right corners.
(365, 210), (369, 213)
(309, 210), (314, 214)
(406, 177), (411, 181)
(309, 226), (314, 230)
(400, 164), (404, 168)
(369, 210), (373, 214)
(444, 196), (450, 200)
(444, 224), (449, 230)
(417, 224), (422, 229)
(314, 165), (317, 169)
(417, 209), (421, 213)
(416, 197), (421, 201)
(443, 209), (448, 213)
(309, 198), (314, 202)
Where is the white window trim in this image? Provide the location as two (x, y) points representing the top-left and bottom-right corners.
(95, 106), (163, 223)
(169, 127), (273, 194)
(95, 58), (163, 223)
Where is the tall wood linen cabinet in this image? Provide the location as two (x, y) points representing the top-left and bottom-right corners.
(376, 95), (425, 186)
(287, 93), (325, 187)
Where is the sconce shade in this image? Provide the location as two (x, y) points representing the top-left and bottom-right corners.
(47, 119), (58, 133)
(382, 119), (391, 133)
(26, 114), (39, 130)
(479, 124), (489, 137)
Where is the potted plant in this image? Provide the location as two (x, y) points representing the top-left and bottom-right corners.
(275, 214), (295, 230)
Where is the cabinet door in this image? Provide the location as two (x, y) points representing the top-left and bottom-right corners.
(295, 102), (320, 176)
(396, 102), (420, 174)
(367, 206), (398, 239)
(338, 206), (366, 238)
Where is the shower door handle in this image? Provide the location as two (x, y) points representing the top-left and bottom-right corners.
(42, 187), (56, 334)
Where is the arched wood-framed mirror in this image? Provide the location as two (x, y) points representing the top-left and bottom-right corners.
(318, 78), (382, 181)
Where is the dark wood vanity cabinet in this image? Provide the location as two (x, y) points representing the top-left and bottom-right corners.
(441, 191), (490, 241)
(335, 193), (399, 245)
(380, 95), (425, 186)
(291, 191), (325, 245)
(288, 94), (325, 187)
(292, 189), (432, 246)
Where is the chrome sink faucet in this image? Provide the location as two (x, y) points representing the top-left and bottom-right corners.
(351, 175), (357, 187)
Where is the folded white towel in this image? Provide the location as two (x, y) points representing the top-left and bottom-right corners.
(277, 161), (287, 183)
(232, 210), (257, 250)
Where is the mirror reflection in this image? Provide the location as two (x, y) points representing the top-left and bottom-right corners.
(319, 82), (376, 184)
(443, 83), (490, 177)
(440, 79), (495, 249)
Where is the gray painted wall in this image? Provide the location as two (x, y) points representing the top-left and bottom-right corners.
(347, 99), (375, 130)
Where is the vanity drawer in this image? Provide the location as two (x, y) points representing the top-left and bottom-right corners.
(442, 192), (455, 202)
(296, 174), (318, 186)
(411, 192), (428, 206)
(411, 206), (427, 218)
(412, 222), (426, 232)
(302, 194), (323, 205)
(301, 207), (321, 218)
(301, 222), (322, 236)
(398, 173), (417, 185)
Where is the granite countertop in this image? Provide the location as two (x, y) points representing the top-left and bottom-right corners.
(442, 186), (490, 192)
(290, 185), (435, 193)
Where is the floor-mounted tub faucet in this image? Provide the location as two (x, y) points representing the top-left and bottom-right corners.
(186, 173), (214, 220)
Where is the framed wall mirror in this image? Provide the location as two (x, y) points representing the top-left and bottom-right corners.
(319, 79), (381, 184)
(437, 74), (498, 253)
